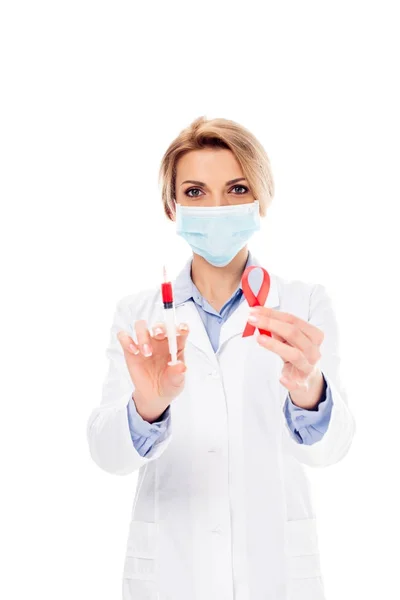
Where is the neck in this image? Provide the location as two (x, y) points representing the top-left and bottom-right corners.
(190, 246), (249, 310)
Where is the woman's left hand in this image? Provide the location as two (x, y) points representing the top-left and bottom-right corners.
(248, 306), (325, 409)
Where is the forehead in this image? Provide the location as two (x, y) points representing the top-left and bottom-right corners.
(176, 148), (244, 181)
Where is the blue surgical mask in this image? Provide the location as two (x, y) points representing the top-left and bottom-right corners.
(176, 200), (260, 267)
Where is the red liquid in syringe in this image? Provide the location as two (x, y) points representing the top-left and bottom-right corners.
(161, 266), (178, 364)
(161, 266), (174, 307)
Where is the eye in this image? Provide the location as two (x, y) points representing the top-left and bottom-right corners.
(231, 185), (249, 194)
(185, 188), (203, 198)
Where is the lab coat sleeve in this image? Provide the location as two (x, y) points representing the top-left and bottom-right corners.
(282, 283), (356, 467)
(86, 295), (173, 475)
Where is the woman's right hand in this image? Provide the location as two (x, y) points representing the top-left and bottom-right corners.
(117, 320), (190, 423)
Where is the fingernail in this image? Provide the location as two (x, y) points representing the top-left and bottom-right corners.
(152, 327), (163, 336)
(142, 343), (152, 357)
(179, 323), (188, 331)
(248, 314), (258, 323)
(129, 343), (140, 355)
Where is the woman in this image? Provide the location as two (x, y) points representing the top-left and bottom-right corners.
(87, 116), (355, 600)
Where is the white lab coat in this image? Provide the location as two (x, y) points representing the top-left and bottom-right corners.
(87, 265), (355, 600)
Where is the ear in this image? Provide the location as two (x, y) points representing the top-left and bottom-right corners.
(168, 199), (177, 222)
(166, 200), (177, 222)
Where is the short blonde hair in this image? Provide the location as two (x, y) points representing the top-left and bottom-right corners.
(158, 115), (275, 220)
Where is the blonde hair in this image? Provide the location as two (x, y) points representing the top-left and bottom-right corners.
(158, 115), (275, 220)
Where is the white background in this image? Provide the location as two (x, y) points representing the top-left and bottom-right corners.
(1, 1), (399, 598)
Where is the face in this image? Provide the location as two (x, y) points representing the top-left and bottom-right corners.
(174, 148), (256, 212)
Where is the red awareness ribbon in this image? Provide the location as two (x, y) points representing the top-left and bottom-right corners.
(241, 265), (272, 338)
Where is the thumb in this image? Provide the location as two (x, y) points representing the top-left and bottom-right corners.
(167, 360), (187, 387)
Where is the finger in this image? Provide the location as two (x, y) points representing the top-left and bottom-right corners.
(150, 322), (167, 340)
(250, 307), (325, 345)
(176, 323), (190, 352)
(134, 320), (153, 357)
(280, 376), (309, 393)
(257, 334), (313, 375)
(271, 331), (286, 343)
(249, 312), (312, 354)
(166, 359), (187, 387)
(281, 363), (309, 388)
(117, 330), (140, 355)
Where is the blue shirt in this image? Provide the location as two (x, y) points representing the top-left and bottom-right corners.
(126, 252), (333, 456)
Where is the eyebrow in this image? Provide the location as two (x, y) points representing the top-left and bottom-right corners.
(180, 177), (247, 187)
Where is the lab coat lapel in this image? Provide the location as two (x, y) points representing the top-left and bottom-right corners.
(174, 300), (219, 367)
(172, 258), (218, 365)
(172, 255), (279, 365)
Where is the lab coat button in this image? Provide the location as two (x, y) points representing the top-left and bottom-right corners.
(210, 370), (220, 378)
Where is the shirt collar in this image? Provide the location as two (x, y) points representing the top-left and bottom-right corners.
(173, 250), (261, 307)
